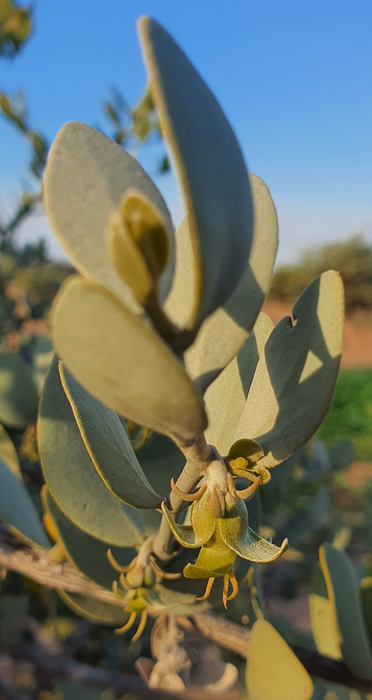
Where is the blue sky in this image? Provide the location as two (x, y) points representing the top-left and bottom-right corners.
(1, 0), (371, 263)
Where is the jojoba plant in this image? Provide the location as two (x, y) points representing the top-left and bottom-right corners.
(0, 14), (350, 698)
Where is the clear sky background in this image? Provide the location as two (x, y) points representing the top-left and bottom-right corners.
(0, 0), (371, 264)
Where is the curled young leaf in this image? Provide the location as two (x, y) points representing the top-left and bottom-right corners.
(38, 356), (145, 547)
(184, 174), (278, 393)
(138, 16), (253, 327)
(60, 362), (163, 510)
(43, 121), (175, 311)
(51, 276), (207, 446)
(204, 313), (273, 456)
(107, 189), (169, 306)
(234, 271), (344, 468)
(218, 500), (287, 563)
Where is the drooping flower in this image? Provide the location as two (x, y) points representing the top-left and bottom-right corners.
(162, 450), (288, 607)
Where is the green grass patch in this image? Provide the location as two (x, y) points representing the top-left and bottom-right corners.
(317, 369), (372, 460)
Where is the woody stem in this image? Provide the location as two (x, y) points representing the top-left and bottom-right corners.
(151, 433), (212, 562)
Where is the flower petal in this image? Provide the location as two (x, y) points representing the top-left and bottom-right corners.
(161, 503), (201, 548)
(219, 510), (288, 563)
(184, 535), (236, 578)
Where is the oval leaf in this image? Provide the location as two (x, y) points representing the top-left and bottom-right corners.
(51, 276), (207, 446)
(309, 563), (341, 660)
(43, 121), (175, 311)
(38, 356), (145, 546)
(0, 457), (49, 549)
(246, 620), (313, 700)
(184, 173), (278, 393)
(319, 543), (372, 679)
(0, 352), (39, 428)
(44, 488), (137, 590)
(60, 363), (163, 509)
(234, 271), (344, 467)
(204, 313), (273, 456)
(138, 17), (253, 326)
(58, 590), (129, 626)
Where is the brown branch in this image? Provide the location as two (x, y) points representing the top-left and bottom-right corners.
(2, 536), (372, 694)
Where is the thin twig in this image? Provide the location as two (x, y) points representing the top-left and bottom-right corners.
(2, 536), (372, 693)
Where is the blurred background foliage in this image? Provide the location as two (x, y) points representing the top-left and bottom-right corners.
(0, 6), (372, 700)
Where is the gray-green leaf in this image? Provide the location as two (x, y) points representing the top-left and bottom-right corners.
(234, 271), (344, 468)
(139, 17), (253, 327)
(60, 363), (163, 509)
(0, 457), (49, 549)
(38, 356), (145, 546)
(43, 121), (175, 311)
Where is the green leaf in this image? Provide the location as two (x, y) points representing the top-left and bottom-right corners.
(38, 356), (145, 546)
(60, 363), (163, 510)
(0, 456), (49, 549)
(0, 424), (20, 477)
(51, 277), (207, 446)
(138, 17), (253, 327)
(156, 584), (209, 614)
(246, 620), (313, 700)
(234, 271), (344, 468)
(43, 121), (175, 312)
(218, 500), (287, 563)
(58, 589), (129, 626)
(309, 563), (341, 660)
(31, 335), (54, 393)
(136, 431), (185, 496)
(0, 352), (39, 428)
(204, 313), (273, 456)
(183, 173), (278, 394)
(44, 488), (137, 590)
(361, 577), (372, 652)
(319, 543), (372, 679)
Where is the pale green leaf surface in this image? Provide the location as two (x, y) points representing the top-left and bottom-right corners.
(0, 353), (39, 428)
(234, 271), (344, 468)
(43, 121), (174, 310)
(38, 356), (145, 546)
(0, 457), (49, 549)
(44, 488), (136, 590)
(320, 543), (372, 679)
(51, 277), (207, 446)
(138, 17), (253, 326)
(156, 584), (210, 614)
(0, 424), (20, 477)
(191, 491), (216, 544)
(58, 590), (129, 626)
(204, 313), (273, 456)
(246, 620), (313, 700)
(184, 174), (278, 394)
(309, 563), (341, 660)
(60, 363), (163, 509)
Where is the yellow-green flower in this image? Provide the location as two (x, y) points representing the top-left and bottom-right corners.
(162, 453), (288, 607)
